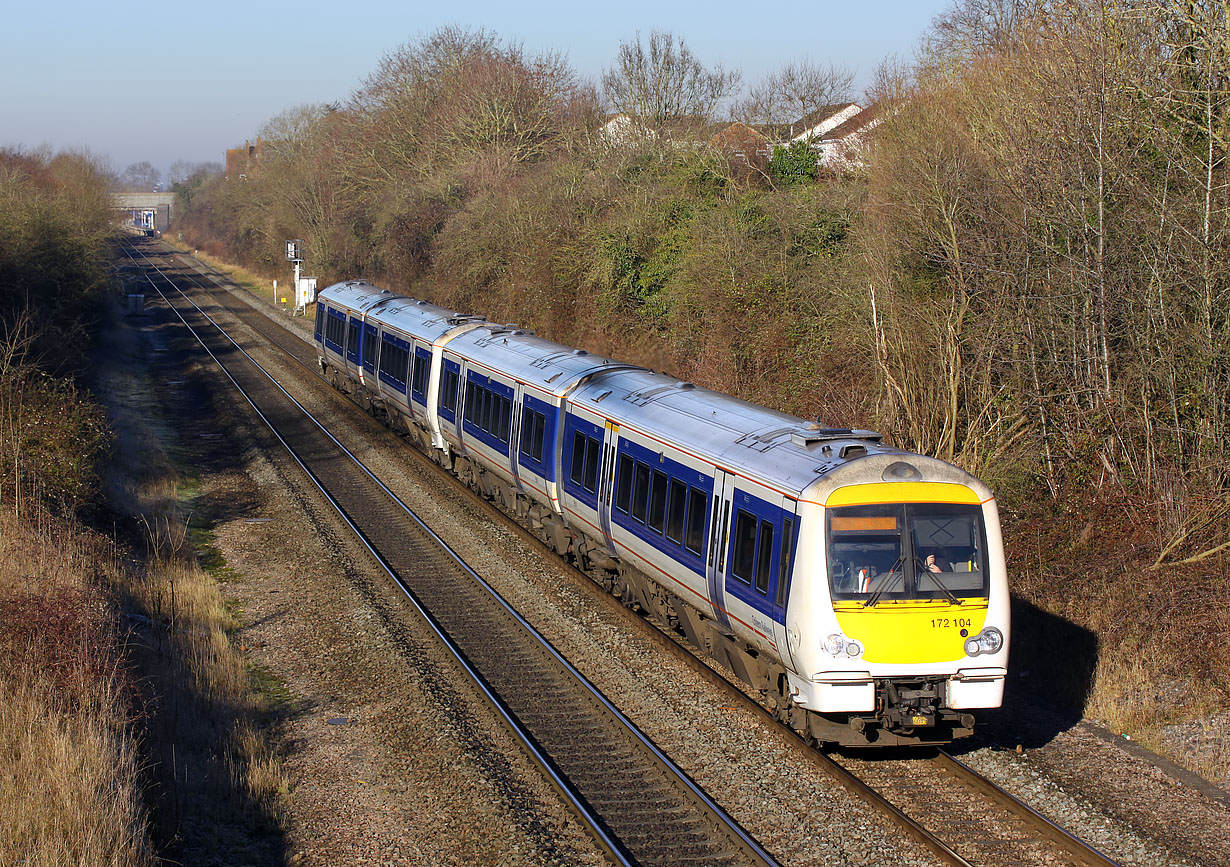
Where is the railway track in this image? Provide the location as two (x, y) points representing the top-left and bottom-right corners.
(122, 238), (1125, 867)
(823, 749), (1121, 866)
(120, 239), (778, 867)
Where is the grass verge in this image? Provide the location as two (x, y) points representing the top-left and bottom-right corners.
(0, 510), (154, 866)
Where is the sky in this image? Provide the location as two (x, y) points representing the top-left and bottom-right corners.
(1, 0), (951, 181)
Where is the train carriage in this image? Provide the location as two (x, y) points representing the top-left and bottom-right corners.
(313, 280), (391, 392)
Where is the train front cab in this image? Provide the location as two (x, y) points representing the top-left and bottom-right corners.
(790, 471), (1009, 745)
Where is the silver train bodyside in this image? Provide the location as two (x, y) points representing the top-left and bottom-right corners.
(313, 280), (1010, 746)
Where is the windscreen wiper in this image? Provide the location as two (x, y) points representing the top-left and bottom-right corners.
(863, 556), (905, 608)
(917, 557), (961, 604)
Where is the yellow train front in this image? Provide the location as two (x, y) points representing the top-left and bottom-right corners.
(788, 454), (1009, 747)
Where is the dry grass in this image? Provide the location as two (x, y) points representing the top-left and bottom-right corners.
(0, 511), (154, 867)
(95, 345), (289, 856)
(0, 300), (289, 862)
(161, 234), (309, 317)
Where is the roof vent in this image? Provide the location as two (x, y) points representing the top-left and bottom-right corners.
(791, 427), (881, 447)
(678, 381), (695, 390)
(573, 349), (588, 356)
(840, 444), (868, 459)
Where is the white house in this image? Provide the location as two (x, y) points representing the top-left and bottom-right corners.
(813, 105), (882, 169)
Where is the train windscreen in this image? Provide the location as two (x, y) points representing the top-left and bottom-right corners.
(827, 503), (988, 602)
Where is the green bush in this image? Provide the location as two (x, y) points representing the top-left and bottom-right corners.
(769, 140), (819, 185)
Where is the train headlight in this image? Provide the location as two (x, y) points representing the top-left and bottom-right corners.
(964, 627), (1004, 657)
(824, 634), (864, 658)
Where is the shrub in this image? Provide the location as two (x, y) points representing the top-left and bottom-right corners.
(769, 140), (819, 185)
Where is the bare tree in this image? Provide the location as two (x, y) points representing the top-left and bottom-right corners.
(601, 31), (740, 138)
(167, 160), (223, 186)
(925, 0), (1044, 61)
(737, 59), (855, 137)
(116, 161), (160, 191)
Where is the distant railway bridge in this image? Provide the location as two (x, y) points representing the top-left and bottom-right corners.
(112, 191), (175, 233)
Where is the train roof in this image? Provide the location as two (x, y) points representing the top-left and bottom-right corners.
(320, 282), (992, 503)
(318, 280), (398, 312)
(442, 324), (990, 502)
(319, 281), (482, 342)
(566, 366), (911, 499)
(444, 323), (642, 399)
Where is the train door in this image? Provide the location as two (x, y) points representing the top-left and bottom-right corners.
(705, 469), (736, 632)
(508, 386), (524, 487)
(772, 502), (801, 671)
(596, 421), (620, 553)
(345, 316), (361, 367)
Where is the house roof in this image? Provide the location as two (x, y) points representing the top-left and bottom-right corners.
(818, 103), (882, 141)
(794, 101), (860, 133)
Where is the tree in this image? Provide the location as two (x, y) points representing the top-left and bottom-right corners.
(116, 161), (160, 191)
(601, 31), (740, 139)
(925, 0), (1044, 60)
(167, 160), (223, 186)
(738, 59), (855, 137)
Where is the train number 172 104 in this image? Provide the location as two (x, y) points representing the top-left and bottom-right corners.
(931, 617), (973, 629)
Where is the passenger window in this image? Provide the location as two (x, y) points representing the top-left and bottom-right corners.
(397, 346), (410, 385)
(569, 431), (587, 485)
(464, 381), (477, 423)
(665, 478), (687, 544)
(648, 470), (668, 534)
(520, 407), (534, 457)
(777, 517), (794, 607)
(363, 330), (376, 368)
(631, 462), (650, 523)
(442, 370), (458, 412)
(412, 354), (427, 396)
(531, 411), (545, 462)
(731, 509), (757, 584)
(582, 436), (600, 493)
(755, 521), (774, 594)
(685, 488), (707, 554)
(615, 455), (633, 513)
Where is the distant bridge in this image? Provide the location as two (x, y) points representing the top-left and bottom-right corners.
(112, 192), (175, 233)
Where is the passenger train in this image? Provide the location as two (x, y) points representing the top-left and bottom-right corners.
(314, 280), (1010, 747)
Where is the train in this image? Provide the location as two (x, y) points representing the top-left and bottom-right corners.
(313, 279), (1010, 747)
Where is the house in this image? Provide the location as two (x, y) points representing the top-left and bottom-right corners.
(599, 113), (649, 147)
(711, 121), (772, 179)
(224, 138), (263, 181)
(600, 112), (714, 148)
(813, 104), (882, 169)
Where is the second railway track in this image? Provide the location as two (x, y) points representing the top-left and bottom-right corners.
(123, 239), (778, 867)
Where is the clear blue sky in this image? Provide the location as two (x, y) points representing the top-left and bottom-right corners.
(1, 0), (951, 180)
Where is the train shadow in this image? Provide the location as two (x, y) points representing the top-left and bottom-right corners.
(949, 596), (1099, 755)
